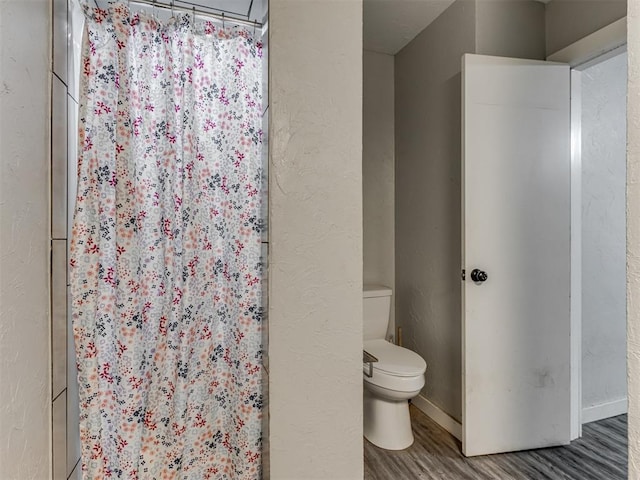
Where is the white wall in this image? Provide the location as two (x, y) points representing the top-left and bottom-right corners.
(0, 0), (51, 478)
(581, 52), (628, 415)
(627, 3), (640, 477)
(268, 1), (363, 478)
(363, 50), (395, 336)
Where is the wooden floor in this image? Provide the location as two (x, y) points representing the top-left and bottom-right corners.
(364, 405), (627, 480)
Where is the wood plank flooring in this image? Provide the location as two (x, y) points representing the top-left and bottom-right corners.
(364, 405), (627, 480)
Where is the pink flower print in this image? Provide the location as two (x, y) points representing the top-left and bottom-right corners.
(234, 239), (245, 257)
(85, 237), (99, 254)
(234, 59), (245, 77)
(117, 340), (127, 358)
(187, 255), (199, 277)
(172, 287), (183, 305)
(246, 450), (260, 464)
(172, 422), (186, 437)
(159, 316), (167, 336)
(153, 64), (164, 78)
(143, 411), (157, 430)
(104, 266), (116, 286)
(204, 22), (215, 35)
(245, 362), (260, 375)
(223, 263), (231, 281)
(245, 273), (259, 286)
(83, 135), (93, 152)
(193, 413), (207, 428)
(200, 324), (212, 340)
(222, 432), (233, 453)
(234, 149), (245, 167)
(162, 218), (174, 239)
(204, 119), (216, 132)
(194, 54), (204, 70)
(144, 103), (154, 112)
(100, 362), (114, 384)
(245, 184), (258, 197)
(94, 101), (112, 115)
(129, 376), (143, 389)
(221, 176), (230, 195)
(132, 116), (142, 136)
(218, 86), (230, 106)
(85, 341), (97, 358)
(174, 194), (182, 212)
(91, 442), (103, 460)
(116, 436), (128, 453)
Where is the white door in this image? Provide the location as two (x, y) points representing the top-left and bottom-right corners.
(462, 54), (571, 457)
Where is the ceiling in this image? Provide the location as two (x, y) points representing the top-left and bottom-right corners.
(363, 0), (457, 55)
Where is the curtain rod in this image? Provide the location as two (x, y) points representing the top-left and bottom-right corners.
(126, 0), (263, 28)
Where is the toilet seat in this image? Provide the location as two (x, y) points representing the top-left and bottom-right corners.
(363, 340), (426, 393)
(364, 339), (426, 377)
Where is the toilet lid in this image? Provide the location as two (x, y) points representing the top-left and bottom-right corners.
(364, 339), (427, 377)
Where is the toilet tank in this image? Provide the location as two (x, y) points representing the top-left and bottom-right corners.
(363, 285), (392, 341)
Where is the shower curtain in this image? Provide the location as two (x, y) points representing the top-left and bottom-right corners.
(70, 4), (264, 478)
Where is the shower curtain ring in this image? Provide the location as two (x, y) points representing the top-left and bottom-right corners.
(192, 6), (195, 24)
(170, 0), (175, 17)
(222, 12), (225, 29)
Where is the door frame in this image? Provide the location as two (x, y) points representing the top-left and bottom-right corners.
(547, 17), (627, 441)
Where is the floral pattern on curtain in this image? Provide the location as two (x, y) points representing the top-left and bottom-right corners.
(70, 4), (264, 479)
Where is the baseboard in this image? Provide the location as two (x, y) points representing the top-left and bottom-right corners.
(582, 398), (628, 424)
(411, 394), (462, 441)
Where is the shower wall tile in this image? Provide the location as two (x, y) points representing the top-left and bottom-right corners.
(68, 0), (85, 102)
(52, 240), (68, 400)
(52, 76), (68, 239)
(53, 0), (68, 84)
(66, 286), (81, 476)
(53, 390), (68, 480)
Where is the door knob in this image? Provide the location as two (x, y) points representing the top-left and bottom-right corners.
(470, 269), (488, 283)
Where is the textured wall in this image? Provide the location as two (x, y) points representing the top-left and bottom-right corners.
(395, 0), (475, 422)
(581, 52), (627, 411)
(627, 2), (640, 476)
(545, 0), (626, 56)
(268, 1), (363, 478)
(476, 0), (546, 60)
(363, 50), (395, 336)
(0, 0), (51, 478)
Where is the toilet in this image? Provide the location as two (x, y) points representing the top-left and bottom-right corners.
(363, 285), (427, 450)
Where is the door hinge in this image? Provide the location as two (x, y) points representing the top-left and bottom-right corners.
(461, 269), (466, 281)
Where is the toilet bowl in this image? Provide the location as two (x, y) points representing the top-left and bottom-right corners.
(362, 285), (427, 450)
(363, 338), (426, 450)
